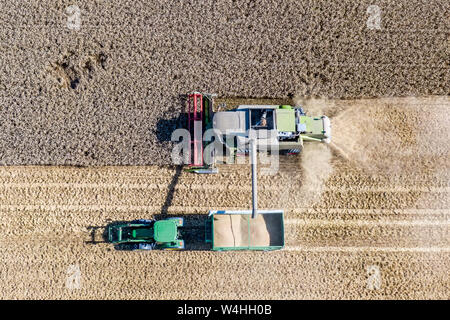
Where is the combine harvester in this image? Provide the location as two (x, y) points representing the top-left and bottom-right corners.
(185, 92), (331, 174)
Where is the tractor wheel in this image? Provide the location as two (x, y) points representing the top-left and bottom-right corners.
(131, 219), (154, 225)
(137, 243), (155, 251)
(129, 243), (140, 251)
(163, 240), (185, 250)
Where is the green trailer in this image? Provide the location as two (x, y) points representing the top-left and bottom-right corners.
(205, 210), (284, 251)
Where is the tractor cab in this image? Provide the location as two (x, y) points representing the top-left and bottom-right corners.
(153, 220), (178, 243)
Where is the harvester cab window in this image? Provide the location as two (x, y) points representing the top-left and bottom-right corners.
(250, 109), (274, 130)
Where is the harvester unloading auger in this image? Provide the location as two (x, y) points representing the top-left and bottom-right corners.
(185, 92), (331, 174)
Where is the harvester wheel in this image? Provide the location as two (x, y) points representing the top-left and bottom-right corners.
(279, 149), (300, 155)
(287, 149), (301, 155)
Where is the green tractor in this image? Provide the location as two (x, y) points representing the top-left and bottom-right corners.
(107, 218), (185, 250)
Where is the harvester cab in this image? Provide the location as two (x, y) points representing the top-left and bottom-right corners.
(185, 92), (331, 173)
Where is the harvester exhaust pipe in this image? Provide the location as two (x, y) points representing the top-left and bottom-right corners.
(251, 139), (258, 219)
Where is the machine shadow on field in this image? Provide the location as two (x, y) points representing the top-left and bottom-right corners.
(161, 165), (183, 215)
(155, 94), (188, 143)
(86, 225), (109, 245)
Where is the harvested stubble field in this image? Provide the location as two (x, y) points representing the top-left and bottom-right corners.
(0, 96), (448, 299)
(0, 1), (449, 299)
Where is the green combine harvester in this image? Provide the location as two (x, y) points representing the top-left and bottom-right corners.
(186, 92), (331, 173)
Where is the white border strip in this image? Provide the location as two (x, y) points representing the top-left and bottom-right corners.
(284, 246), (450, 253)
